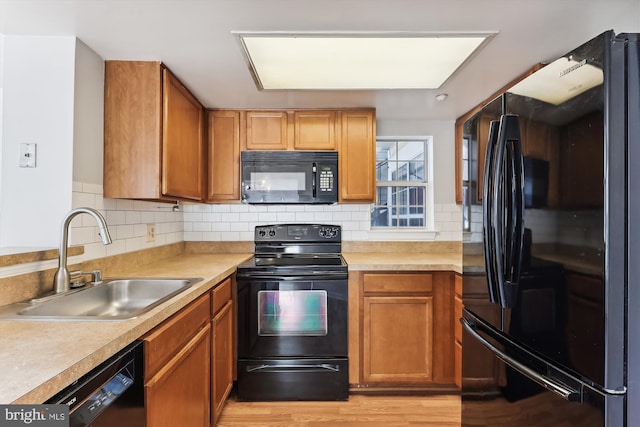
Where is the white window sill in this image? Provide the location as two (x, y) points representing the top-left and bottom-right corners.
(367, 228), (439, 241)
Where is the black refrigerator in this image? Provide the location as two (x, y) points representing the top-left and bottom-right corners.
(461, 31), (639, 426)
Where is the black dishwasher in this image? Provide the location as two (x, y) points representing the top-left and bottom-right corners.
(46, 341), (145, 427)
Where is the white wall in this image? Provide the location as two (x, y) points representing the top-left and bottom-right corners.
(0, 36), (76, 247)
(73, 39), (104, 185)
(0, 35), (4, 244)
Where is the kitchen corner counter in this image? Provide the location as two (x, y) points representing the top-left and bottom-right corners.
(344, 252), (461, 273)
(0, 252), (251, 405)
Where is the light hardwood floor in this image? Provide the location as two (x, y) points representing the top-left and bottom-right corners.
(217, 394), (461, 426)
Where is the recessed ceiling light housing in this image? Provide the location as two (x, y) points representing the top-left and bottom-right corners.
(233, 31), (497, 90)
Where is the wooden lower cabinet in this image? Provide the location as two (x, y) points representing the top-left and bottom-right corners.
(454, 274), (463, 388)
(142, 276), (236, 427)
(145, 325), (211, 427)
(351, 271), (456, 391)
(211, 278), (234, 425)
(143, 293), (211, 427)
(363, 294), (434, 383)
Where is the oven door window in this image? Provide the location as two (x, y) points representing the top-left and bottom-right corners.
(257, 290), (328, 336)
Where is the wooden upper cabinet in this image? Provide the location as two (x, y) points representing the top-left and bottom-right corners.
(162, 69), (205, 201)
(245, 111), (288, 150)
(207, 110), (241, 202)
(294, 110), (337, 150)
(104, 61), (205, 202)
(338, 109), (376, 203)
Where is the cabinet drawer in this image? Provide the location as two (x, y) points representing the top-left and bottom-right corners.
(143, 293), (211, 380)
(212, 277), (232, 315)
(363, 273), (433, 294)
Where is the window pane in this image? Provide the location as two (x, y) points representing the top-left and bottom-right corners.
(397, 162), (409, 180)
(371, 207), (391, 227)
(409, 217), (424, 227)
(408, 161), (424, 181)
(397, 141), (424, 160)
(377, 141), (395, 161)
(376, 187), (394, 205)
(376, 160), (389, 181)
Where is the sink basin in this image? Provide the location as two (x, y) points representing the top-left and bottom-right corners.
(12, 278), (202, 321)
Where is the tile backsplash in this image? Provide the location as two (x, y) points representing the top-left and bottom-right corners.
(73, 183), (461, 257)
(70, 182), (185, 263)
(182, 202), (462, 242)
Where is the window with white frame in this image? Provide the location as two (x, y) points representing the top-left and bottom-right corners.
(371, 137), (433, 229)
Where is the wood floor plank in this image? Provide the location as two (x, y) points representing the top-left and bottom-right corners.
(217, 394), (461, 426)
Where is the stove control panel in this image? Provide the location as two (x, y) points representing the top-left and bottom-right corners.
(254, 224), (341, 242)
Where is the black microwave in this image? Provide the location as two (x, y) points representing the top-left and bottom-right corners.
(241, 151), (338, 204)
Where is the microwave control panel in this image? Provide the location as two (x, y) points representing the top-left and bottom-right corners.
(319, 168), (335, 192)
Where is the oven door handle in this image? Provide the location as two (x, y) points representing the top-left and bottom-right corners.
(246, 363), (341, 373)
(237, 273), (347, 281)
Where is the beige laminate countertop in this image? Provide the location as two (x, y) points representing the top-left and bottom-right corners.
(0, 249), (461, 405)
(0, 253), (251, 405)
(343, 252), (461, 273)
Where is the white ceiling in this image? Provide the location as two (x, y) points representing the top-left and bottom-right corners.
(1, 0), (639, 122)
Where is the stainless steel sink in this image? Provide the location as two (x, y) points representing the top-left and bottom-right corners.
(4, 278), (202, 321)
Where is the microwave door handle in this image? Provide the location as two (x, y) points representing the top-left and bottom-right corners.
(312, 163), (317, 198)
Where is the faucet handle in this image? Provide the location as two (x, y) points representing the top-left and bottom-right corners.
(89, 269), (103, 283)
(69, 269), (103, 286)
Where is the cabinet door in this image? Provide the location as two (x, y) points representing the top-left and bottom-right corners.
(207, 111), (241, 201)
(245, 111), (288, 150)
(146, 324), (211, 427)
(454, 274), (463, 388)
(363, 295), (433, 383)
(104, 61), (163, 199)
(212, 300), (234, 425)
(294, 111), (337, 150)
(162, 68), (205, 200)
(338, 110), (376, 202)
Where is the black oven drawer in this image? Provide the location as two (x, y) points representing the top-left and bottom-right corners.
(237, 358), (348, 401)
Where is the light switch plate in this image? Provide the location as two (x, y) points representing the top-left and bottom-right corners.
(19, 143), (37, 168)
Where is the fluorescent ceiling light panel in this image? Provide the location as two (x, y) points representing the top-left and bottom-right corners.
(236, 33), (492, 90)
(508, 57), (604, 105)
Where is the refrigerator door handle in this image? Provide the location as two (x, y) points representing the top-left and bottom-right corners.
(492, 116), (508, 307)
(482, 120), (501, 304)
(492, 114), (523, 308)
(461, 317), (583, 402)
(507, 120), (525, 289)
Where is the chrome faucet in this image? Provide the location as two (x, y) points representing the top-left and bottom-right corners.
(53, 207), (112, 293)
